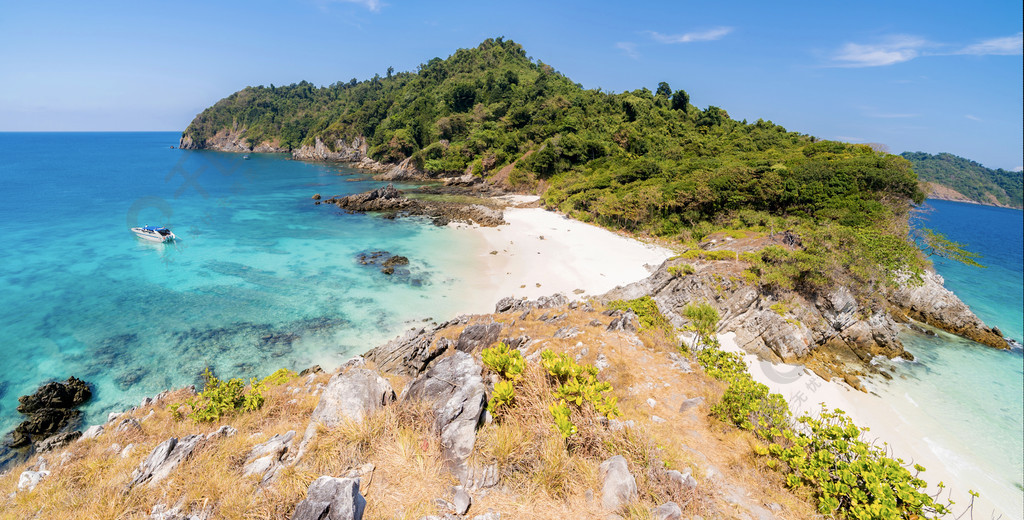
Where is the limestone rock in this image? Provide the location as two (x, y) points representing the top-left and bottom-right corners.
(455, 323), (502, 353)
(364, 326), (445, 377)
(891, 271), (1007, 349)
(291, 476), (366, 520)
(598, 455), (638, 511)
(667, 469), (697, 491)
(243, 430), (296, 484)
(80, 424), (104, 440)
(452, 486), (472, 515)
(128, 434), (205, 489)
(652, 502), (682, 520)
(17, 469), (49, 492)
(311, 369), (396, 428)
(405, 352), (486, 468)
(34, 431), (80, 453)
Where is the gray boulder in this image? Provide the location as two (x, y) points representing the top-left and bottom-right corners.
(652, 501), (682, 520)
(311, 369), (396, 428)
(364, 327), (445, 376)
(243, 430), (296, 484)
(666, 469), (697, 491)
(452, 486), (472, 515)
(598, 455), (637, 511)
(35, 430), (81, 453)
(128, 434), (204, 489)
(291, 476), (366, 520)
(405, 352), (486, 469)
(18, 469), (49, 492)
(455, 323), (502, 353)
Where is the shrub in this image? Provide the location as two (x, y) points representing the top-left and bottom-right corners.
(761, 408), (953, 519)
(540, 350), (620, 437)
(667, 263), (695, 277)
(682, 302), (720, 350)
(170, 368), (266, 422)
(488, 380), (516, 414)
(549, 400), (577, 438)
(606, 296), (673, 336)
(482, 342), (526, 380)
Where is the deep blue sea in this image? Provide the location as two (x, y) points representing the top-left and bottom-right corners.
(0, 134), (1021, 504)
(0, 132), (491, 435)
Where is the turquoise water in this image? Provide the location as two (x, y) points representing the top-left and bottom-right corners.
(879, 199), (1023, 515)
(0, 132), (489, 435)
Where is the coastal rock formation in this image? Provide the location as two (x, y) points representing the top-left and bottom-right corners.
(321, 184), (505, 227)
(7, 377), (92, 449)
(891, 271), (1008, 349)
(243, 430), (296, 484)
(292, 137), (366, 162)
(178, 129), (289, 153)
(364, 325), (448, 377)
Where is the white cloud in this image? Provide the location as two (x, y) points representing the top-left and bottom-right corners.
(958, 33), (1023, 55)
(965, 114), (983, 122)
(1013, 166), (1023, 172)
(832, 33), (1023, 67)
(648, 27), (733, 44)
(318, 0), (382, 12)
(833, 36), (929, 67)
(616, 42), (640, 59)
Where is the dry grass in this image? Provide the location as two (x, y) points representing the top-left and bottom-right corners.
(1, 302), (819, 520)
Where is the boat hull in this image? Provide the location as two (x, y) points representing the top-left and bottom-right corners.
(131, 228), (175, 243)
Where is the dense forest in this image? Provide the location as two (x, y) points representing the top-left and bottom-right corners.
(901, 151), (1023, 209)
(183, 38), (938, 299)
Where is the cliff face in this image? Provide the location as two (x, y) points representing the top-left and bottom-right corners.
(178, 129), (289, 153)
(890, 270), (1007, 349)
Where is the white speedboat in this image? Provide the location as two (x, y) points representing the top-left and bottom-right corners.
(131, 225), (176, 242)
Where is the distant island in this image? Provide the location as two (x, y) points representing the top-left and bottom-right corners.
(902, 151), (1023, 209)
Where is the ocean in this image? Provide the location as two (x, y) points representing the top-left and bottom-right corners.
(0, 132), (492, 438)
(0, 134), (1021, 507)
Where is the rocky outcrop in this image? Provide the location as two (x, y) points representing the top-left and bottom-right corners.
(291, 476), (366, 520)
(311, 369), (396, 428)
(6, 377), (92, 450)
(292, 137), (366, 162)
(405, 352), (487, 471)
(891, 271), (1008, 349)
(321, 184), (505, 227)
(364, 325), (447, 377)
(179, 129), (288, 153)
(128, 434), (205, 489)
(243, 430), (296, 484)
(454, 323), (503, 353)
(599, 455), (638, 511)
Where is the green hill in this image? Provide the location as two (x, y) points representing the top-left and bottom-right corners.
(901, 151), (1023, 209)
(182, 38), (930, 296)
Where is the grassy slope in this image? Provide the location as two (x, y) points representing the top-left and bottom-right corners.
(902, 151), (1023, 208)
(0, 303), (816, 519)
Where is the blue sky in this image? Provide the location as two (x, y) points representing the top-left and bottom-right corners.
(1, 0), (1021, 170)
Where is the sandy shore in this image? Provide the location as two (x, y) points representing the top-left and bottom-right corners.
(718, 332), (1019, 519)
(447, 198), (674, 313)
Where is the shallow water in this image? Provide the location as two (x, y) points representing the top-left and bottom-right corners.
(0, 132), (489, 433)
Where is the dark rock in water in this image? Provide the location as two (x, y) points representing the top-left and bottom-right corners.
(355, 250), (416, 279)
(17, 376), (91, 414)
(382, 255), (409, 267)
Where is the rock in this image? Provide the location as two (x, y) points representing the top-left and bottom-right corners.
(598, 455), (638, 511)
(17, 469), (49, 492)
(452, 486), (472, 515)
(299, 365), (324, 377)
(334, 184), (416, 213)
(311, 369), (396, 427)
(114, 418), (143, 435)
(291, 476), (366, 520)
(666, 469), (697, 492)
(127, 434), (205, 489)
(16, 376), (91, 414)
(678, 397), (704, 413)
(290, 137), (366, 162)
(606, 311), (639, 333)
(364, 326), (445, 377)
(11, 407), (81, 447)
(892, 271), (1009, 349)
(205, 425), (237, 440)
(455, 323), (502, 353)
(461, 463), (499, 490)
(34, 431), (81, 453)
(667, 352), (692, 373)
(554, 326), (581, 339)
(406, 352), (486, 468)
(651, 415), (666, 423)
(243, 430), (296, 484)
(312, 194), (322, 200)
(80, 424), (104, 440)
(652, 502), (682, 520)
(472, 512), (500, 520)
(594, 354), (610, 371)
(646, 398), (657, 408)
(150, 500), (212, 520)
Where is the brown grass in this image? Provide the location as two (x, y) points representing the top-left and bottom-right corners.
(1, 303), (819, 519)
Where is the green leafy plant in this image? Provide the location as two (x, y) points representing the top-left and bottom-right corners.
(540, 350), (620, 437)
(549, 400), (577, 438)
(482, 342), (526, 380)
(761, 407), (954, 519)
(667, 263), (696, 277)
(171, 368), (267, 422)
(606, 296), (673, 336)
(682, 302), (720, 350)
(488, 379), (516, 414)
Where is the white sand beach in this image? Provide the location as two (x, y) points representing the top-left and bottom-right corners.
(448, 198), (675, 313)
(719, 332), (1020, 520)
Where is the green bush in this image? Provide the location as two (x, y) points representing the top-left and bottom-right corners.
(760, 408), (953, 519)
(482, 342), (526, 380)
(488, 379), (516, 414)
(540, 350), (620, 437)
(667, 263), (695, 277)
(606, 296), (673, 336)
(170, 368), (266, 422)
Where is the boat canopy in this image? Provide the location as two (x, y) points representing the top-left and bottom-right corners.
(142, 225), (168, 231)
